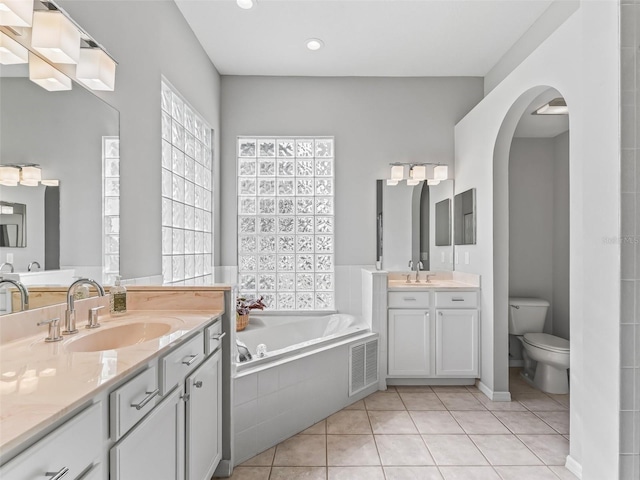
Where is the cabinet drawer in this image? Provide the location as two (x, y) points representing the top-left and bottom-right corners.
(110, 365), (158, 441)
(159, 331), (204, 394)
(0, 402), (102, 480)
(388, 291), (430, 309)
(204, 320), (224, 356)
(435, 291), (477, 308)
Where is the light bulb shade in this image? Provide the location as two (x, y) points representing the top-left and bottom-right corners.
(20, 165), (41, 182)
(434, 165), (448, 181)
(0, 0), (33, 27)
(407, 179), (420, 186)
(386, 179), (399, 186)
(76, 48), (116, 91)
(237, 0), (254, 8)
(427, 179), (441, 186)
(19, 179), (38, 186)
(0, 166), (19, 186)
(0, 205), (14, 214)
(29, 53), (72, 91)
(0, 32), (28, 64)
(41, 179), (59, 186)
(411, 165), (427, 181)
(31, 11), (80, 64)
(390, 164), (404, 181)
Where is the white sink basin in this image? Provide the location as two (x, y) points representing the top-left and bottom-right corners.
(65, 322), (172, 353)
(2, 269), (75, 286)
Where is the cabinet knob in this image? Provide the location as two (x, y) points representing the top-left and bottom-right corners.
(45, 467), (69, 480)
(194, 380), (203, 388)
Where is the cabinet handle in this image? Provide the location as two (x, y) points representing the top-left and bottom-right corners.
(130, 389), (159, 410)
(403, 297), (417, 301)
(194, 380), (203, 388)
(211, 332), (226, 341)
(182, 354), (199, 366)
(451, 298), (465, 302)
(45, 467), (69, 480)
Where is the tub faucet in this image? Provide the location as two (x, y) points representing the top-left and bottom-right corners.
(65, 278), (105, 335)
(0, 278), (29, 311)
(0, 262), (14, 273)
(27, 261), (41, 272)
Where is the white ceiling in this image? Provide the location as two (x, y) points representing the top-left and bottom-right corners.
(174, 0), (554, 77)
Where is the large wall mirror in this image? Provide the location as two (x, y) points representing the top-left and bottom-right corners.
(376, 179), (454, 272)
(0, 63), (119, 314)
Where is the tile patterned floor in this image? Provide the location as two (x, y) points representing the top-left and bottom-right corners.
(224, 371), (576, 480)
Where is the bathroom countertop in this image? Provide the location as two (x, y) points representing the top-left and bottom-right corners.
(387, 279), (479, 290)
(0, 309), (223, 455)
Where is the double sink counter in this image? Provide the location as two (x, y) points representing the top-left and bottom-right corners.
(0, 285), (231, 471)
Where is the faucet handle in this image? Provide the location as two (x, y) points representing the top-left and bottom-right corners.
(87, 306), (104, 329)
(37, 318), (62, 343)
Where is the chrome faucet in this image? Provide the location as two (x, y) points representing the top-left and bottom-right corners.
(27, 261), (41, 272)
(0, 278), (29, 311)
(424, 273), (437, 284)
(0, 262), (14, 273)
(414, 261), (424, 283)
(64, 278), (105, 335)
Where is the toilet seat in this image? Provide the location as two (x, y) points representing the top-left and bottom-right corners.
(523, 333), (569, 353)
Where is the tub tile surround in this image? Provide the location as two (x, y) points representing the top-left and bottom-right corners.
(225, 382), (575, 480)
(0, 286), (229, 458)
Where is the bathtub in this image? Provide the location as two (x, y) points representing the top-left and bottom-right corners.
(231, 312), (378, 465)
(235, 313), (367, 371)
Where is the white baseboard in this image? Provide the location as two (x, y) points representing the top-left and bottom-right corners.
(565, 455), (582, 479)
(477, 381), (512, 402)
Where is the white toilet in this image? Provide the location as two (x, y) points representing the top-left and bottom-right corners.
(508, 297), (570, 394)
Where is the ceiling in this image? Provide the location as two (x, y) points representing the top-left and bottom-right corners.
(174, 0), (554, 77)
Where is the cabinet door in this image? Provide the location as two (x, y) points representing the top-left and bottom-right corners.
(185, 350), (222, 480)
(110, 386), (185, 480)
(436, 309), (478, 377)
(388, 309), (432, 376)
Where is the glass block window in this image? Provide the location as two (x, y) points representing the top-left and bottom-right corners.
(161, 80), (213, 285)
(237, 137), (334, 310)
(103, 136), (120, 284)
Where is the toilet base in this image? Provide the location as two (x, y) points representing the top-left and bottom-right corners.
(533, 362), (569, 394)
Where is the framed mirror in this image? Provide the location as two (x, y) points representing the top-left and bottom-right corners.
(454, 188), (476, 245)
(377, 179), (454, 271)
(0, 202), (26, 248)
(0, 64), (119, 313)
(435, 199), (451, 246)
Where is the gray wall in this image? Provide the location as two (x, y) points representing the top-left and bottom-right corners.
(220, 76), (483, 267)
(508, 134), (569, 339)
(61, 0), (221, 279)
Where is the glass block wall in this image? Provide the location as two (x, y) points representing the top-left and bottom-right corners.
(103, 136), (120, 284)
(237, 137), (335, 310)
(161, 80), (213, 285)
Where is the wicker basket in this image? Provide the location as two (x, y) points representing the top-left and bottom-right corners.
(236, 314), (249, 332)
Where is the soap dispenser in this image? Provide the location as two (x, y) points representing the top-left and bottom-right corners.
(109, 276), (127, 315)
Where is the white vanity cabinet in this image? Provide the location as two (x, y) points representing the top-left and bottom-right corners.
(387, 289), (479, 380)
(185, 349), (222, 480)
(0, 402), (103, 480)
(110, 386), (185, 480)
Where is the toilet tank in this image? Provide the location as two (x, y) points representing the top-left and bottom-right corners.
(508, 297), (550, 335)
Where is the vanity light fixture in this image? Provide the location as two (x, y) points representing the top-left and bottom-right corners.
(0, 166), (19, 186)
(0, 31), (27, 64)
(0, 205), (14, 214)
(306, 38), (324, 51)
(29, 52), (72, 91)
(390, 164), (404, 181)
(410, 165), (427, 181)
(0, 0), (33, 27)
(386, 179), (399, 186)
(237, 0), (255, 9)
(31, 10), (80, 64)
(387, 162), (449, 186)
(41, 179), (59, 186)
(532, 97), (568, 115)
(427, 179), (441, 186)
(433, 165), (448, 181)
(20, 165), (41, 186)
(76, 47), (116, 91)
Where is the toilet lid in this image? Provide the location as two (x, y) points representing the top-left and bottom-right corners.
(523, 333), (569, 353)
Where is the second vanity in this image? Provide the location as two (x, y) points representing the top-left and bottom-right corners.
(0, 286), (231, 480)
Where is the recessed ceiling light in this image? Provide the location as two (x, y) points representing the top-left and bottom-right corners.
(532, 97), (568, 115)
(306, 38), (324, 51)
(237, 0), (254, 10)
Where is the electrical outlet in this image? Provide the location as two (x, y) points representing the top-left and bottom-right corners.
(464, 251), (470, 264)
(6, 253), (13, 263)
